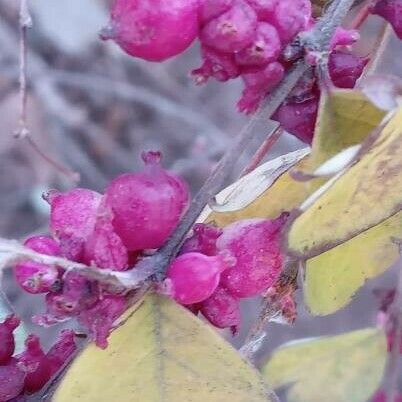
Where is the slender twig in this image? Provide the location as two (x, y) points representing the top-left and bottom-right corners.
(385, 241), (402, 402)
(241, 126), (284, 177)
(13, 0), (79, 182)
(0, 238), (138, 290)
(365, 23), (392, 76)
(349, 0), (371, 29)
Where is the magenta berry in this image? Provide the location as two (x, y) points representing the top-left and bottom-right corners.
(371, 0), (402, 39)
(46, 330), (77, 377)
(200, 286), (240, 333)
(84, 205), (129, 271)
(235, 22), (281, 66)
(166, 252), (228, 305)
(0, 359), (25, 401)
(272, 94), (319, 144)
(0, 315), (20, 365)
(217, 216), (285, 298)
(330, 27), (360, 49)
(46, 188), (102, 261)
(14, 236), (60, 294)
(18, 335), (51, 394)
(328, 51), (368, 89)
(245, 0), (277, 21)
(200, 0), (258, 52)
(102, 0), (199, 62)
(105, 151), (189, 251)
(180, 223), (223, 256)
(78, 295), (126, 349)
(270, 0), (311, 43)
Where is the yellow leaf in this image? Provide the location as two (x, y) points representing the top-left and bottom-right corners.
(305, 211), (402, 315)
(262, 328), (387, 402)
(287, 106), (402, 258)
(54, 294), (270, 402)
(207, 90), (384, 227)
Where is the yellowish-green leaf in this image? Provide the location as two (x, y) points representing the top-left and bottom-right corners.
(287, 106), (402, 258)
(54, 294), (270, 402)
(304, 211), (402, 315)
(207, 90), (384, 227)
(263, 328), (387, 402)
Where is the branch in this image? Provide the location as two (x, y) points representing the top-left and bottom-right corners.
(0, 238), (140, 290)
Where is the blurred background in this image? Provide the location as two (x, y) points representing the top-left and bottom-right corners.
(0, 0), (402, 375)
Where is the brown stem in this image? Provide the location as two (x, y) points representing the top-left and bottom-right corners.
(241, 126), (284, 177)
(14, 0), (79, 183)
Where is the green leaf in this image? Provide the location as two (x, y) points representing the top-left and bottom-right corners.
(54, 294), (271, 402)
(263, 328), (387, 402)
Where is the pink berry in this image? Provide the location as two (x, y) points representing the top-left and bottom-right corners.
(330, 27), (360, 49)
(272, 94), (319, 144)
(18, 335), (51, 394)
(166, 252), (228, 305)
(0, 315), (20, 365)
(45, 188), (102, 261)
(245, 0), (277, 21)
(14, 236), (60, 294)
(84, 204), (129, 271)
(46, 330), (77, 377)
(235, 22), (281, 66)
(180, 223), (223, 256)
(328, 51), (368, 89)
(238, 61), (285, 113)
(101, 0), (199, 61)
(371, 0), (402, 39)
(200, 0), (258, 52)
(270, 0), (311, 43)
(200, 286), (240, 333)
(192, 45), (240, 84)
(0, 359), (25, 401)
(217, 216), (286, 298)
(105, 151), (189, 251)
(199, 0), (234, 24)
(78, 295), (126, 349)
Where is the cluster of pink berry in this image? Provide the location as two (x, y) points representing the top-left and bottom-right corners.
(0, 315), (76, 401)
(165, 213), (290, 333)
(101, 0), (368, 143)
(14, 151), (189, 348)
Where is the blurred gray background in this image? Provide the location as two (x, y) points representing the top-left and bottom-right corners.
(0, 0), (402, 385)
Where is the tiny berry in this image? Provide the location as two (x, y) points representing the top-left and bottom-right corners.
(200, 286), (240, 333)
(235, 22), (281, 66)
(217, 216), (286, 298)
(102, 0), (199, 61)
(330, 27), (360, 49)
(0, 315), (20, 365)
(200, 0), (258, 52)
(371, 0), (402, 39)
(166, 252), (229, 305)
(0, 359), (25, 402)
(45, 188), (102, 261)
(105, 151), (189, 251)
(18, 335), (51, 394)
(14, 236), (60, 294)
